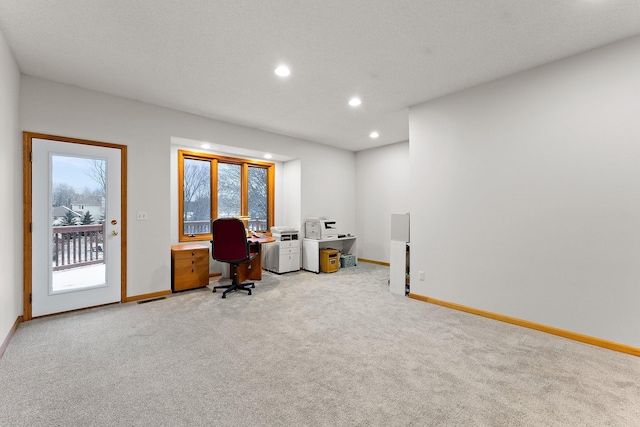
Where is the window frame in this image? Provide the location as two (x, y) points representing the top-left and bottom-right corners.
(178, 149), (275, 242)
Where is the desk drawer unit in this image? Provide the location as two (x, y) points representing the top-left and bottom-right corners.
(264, 240), (301, 273)
(279, 244), (300, 273)
(171, 245), (209, 292)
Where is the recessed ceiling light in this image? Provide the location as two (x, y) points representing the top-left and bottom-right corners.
(264, 153), (273, 159)
(369, 131), (379, 139)
(201, 143), (211, 149)
(349, 97), (362, 107)
(274, 65), (291, 77)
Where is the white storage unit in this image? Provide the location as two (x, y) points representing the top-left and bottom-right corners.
(390, 213), (410, 296)
(263, 232), (301, 274)
(302, 236), (357, 273)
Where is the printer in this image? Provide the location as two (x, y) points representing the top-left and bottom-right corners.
(264, 226), (300, 274)
(270, 226), (299, 241)
(305, 217), (339, 240)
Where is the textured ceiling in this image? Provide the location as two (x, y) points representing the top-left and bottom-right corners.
(1, 1), (639, 151)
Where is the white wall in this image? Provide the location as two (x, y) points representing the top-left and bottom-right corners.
(0, 30), (21, 343)
(355, 141), (410, 262)
(409, 35), (640, 348)
(20, 76), (356, 297)
(300, 148), (357, 236)
(283, 159), (302, 231)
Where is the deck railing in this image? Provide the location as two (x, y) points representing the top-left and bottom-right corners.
(184, 220), (211, 235)
(247, 219), (267, 231)
(184, 219), (268, 235)
(52, 224), (105, 271)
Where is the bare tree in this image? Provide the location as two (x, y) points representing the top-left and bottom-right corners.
(79, 186), (103, 199)
(52, 183), (78, 208)
(183, 160), (211, 221)
(248, 166), (267, 220)
(86, 160), (106, 197)
(217, 163), (241, 217)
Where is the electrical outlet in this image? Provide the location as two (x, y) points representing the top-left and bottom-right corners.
(419, 271), (425, 281)
(136, 212), (148, 221)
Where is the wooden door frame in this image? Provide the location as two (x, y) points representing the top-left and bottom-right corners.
(23, 132), (127, 321)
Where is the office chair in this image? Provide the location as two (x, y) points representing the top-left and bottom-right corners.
(210, 217), (258, 299)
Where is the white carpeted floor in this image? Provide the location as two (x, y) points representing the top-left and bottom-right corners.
(1, 263), (639, 426)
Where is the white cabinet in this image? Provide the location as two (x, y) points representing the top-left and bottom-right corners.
(263, 239), (301, 273)
(390, 214), (409, 296)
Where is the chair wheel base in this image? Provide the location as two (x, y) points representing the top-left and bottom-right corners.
(215, 281), (254, 299)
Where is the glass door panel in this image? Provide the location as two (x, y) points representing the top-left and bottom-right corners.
(51, 155), (106, 293)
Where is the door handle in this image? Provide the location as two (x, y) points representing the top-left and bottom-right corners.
(111, 230), (119, 236)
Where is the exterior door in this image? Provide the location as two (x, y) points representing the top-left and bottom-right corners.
(28, 135), (125, 317)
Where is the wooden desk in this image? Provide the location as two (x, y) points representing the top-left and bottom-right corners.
(171, 244), (209, 292)
(234, 236), (276, 283)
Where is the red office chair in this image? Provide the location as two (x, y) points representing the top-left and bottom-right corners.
(210, 218), (258, 298)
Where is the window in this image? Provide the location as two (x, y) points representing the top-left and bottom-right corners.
(178, 150), (274, 242)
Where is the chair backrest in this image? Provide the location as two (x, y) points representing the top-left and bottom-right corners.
(211, 218), (250, 264)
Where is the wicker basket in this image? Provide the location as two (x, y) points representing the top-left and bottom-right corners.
(340, 253), (356, 268)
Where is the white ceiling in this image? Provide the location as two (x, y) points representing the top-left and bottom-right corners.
(1, 1), (639, 152)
